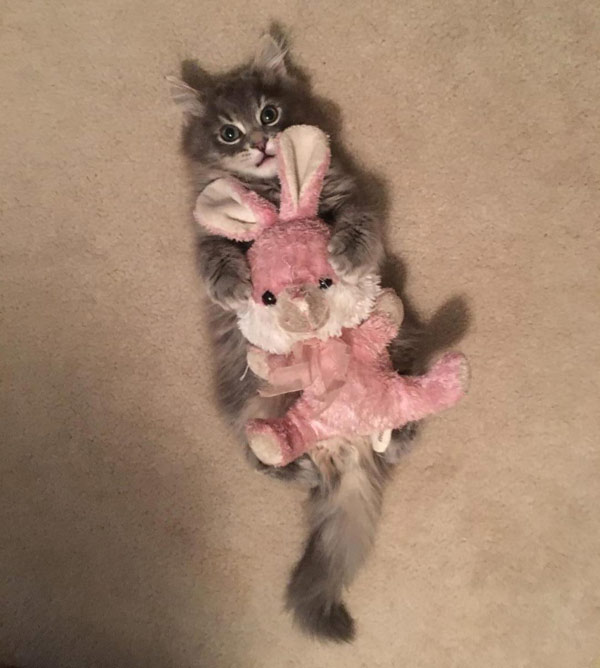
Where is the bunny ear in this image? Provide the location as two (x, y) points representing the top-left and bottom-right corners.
(277, 125), (331, 221)
(193, 178), (278, 241)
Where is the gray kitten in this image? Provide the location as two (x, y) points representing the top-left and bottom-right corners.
(170, 34), (418, 642)
(169, 34), (383, 307)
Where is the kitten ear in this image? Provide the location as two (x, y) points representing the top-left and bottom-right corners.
(194, 178), (278, 241)
(252, 33), (288, 78)
(166, 76), (204, 116)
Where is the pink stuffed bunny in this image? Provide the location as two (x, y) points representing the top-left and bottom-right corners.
(195, 126), (469, 467)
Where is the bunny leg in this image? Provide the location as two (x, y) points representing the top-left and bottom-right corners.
(246, 415), (315, 467)
(349, 312), (399, 363)
(390, 353), (470, 423)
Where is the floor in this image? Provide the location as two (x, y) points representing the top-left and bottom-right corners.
(1, 1), (599, 666)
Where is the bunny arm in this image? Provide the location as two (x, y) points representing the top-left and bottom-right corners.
(246, 346), (290, 381)
(346, 291), (404, 363)
(194, 177), (278, 242)
(247, 346), (315, 397)
(373, 289), (405, 327)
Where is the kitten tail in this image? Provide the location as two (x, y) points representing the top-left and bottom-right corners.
(286, 442), (385, 642)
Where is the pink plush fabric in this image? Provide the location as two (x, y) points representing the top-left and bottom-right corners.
(247, 314), (467, 466)
(194, 125), (469, 467)
(248, 218), (337, 301)
(247, 128), (336, 300)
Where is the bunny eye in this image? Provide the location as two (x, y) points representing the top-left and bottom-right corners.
(262, 290), (277, 305)
(319, 278), (333, 290)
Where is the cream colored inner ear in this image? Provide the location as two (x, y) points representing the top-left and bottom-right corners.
(194, 178), (258, 238)
(279, 126), (329, 210)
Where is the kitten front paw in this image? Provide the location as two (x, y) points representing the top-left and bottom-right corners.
(199, 236), (252, 310)
(328, 234), (361, 276)
(328, 227), (381, 277)
(208, 274), (251, 311)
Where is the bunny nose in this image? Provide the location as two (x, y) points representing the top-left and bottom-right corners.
(279, 284), (330, 333)
(289, 286), (308, 301)
(289, 286), (312, 316)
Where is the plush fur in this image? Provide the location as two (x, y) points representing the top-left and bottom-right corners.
(238, 218), (381, 353)
(248, 322), (468, 467)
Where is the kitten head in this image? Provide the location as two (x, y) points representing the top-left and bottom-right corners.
(170, 34), (309, 181)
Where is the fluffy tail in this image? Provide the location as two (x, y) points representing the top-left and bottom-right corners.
(286, 441), (386, 642)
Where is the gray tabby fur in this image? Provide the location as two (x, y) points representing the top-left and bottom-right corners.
(171, 30), (420, 641)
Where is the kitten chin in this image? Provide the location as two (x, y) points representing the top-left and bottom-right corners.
(238, 274), (381, 354)
(221, 153), (278, 180)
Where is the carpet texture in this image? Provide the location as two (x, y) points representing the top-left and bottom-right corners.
(1, 1), (599, 666)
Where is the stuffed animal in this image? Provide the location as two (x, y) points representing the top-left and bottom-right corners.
(194, 125), (469, 467)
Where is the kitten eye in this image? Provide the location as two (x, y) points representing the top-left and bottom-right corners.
(260, 104), (280, 126)
(262, 290), (277, 305)
(219, 125), (242, 143)
(319, 278), (333, 290)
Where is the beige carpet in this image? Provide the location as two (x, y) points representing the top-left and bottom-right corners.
(2, 1), (599, 666)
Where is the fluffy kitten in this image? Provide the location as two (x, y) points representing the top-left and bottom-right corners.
(169, 34), (383, 308)
(170, 34), (419, 640)
(169, 33), (402, 448)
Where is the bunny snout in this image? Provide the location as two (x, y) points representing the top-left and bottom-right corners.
(278, 284), (329, 333)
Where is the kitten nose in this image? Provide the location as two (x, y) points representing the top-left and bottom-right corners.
(250, 131), (267, 151)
